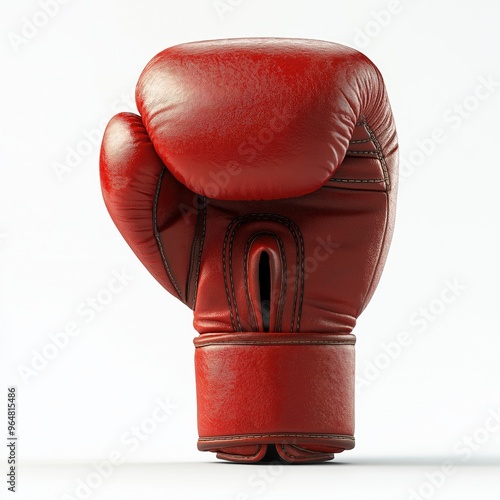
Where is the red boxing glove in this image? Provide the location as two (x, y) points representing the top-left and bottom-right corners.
(100, 38), (398, 464)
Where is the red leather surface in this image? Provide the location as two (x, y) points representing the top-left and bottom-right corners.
(193, 175), (393, 334)
(195, 333), (355, 456)
(100, 113), (202, 304)
(136, 38), (396, 201)
(100, 38), (398, 463)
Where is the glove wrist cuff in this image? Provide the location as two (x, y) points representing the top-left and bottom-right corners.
(193, 332), (356, 463)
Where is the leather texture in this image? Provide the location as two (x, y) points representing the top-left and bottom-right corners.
(195, 333), (356, 464)
(100, 38), (398, 464)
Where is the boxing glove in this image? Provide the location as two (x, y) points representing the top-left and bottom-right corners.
(100, 38), (398, 464)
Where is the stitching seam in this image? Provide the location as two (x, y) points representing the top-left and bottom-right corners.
(153, 168), (183, 300)
(362, 119), (391, 190)
(329, 178), (385, 184)
(190, 201), (207, 309)
(223, 214), (304, 333)
(346, 150), (378, 155)
(275, 235), (287, 332)
(349, 138), (372, 144)
(199, 433), (355, 441)
(328, 120), (390, 189)
(242, 232), (287, 332)
(243, 234), (261, 331)
(195, 340), (355, 347)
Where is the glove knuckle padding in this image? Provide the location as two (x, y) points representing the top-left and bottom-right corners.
(100, 39), (398, 464)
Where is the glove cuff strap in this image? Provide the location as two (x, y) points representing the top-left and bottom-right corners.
(193, 332), (356, 462)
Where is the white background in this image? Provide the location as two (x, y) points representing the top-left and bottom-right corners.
(1, 0), (499, 498)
